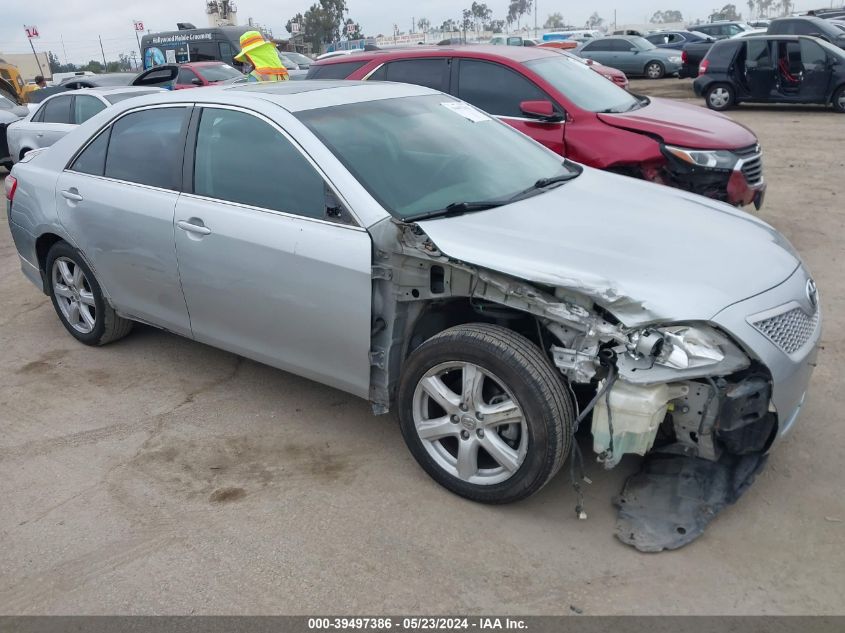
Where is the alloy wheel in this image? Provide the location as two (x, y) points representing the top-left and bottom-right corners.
(412, 361), (528, 485)
(52, 256), (97, 334)
(709, 87), (731, 109)
(646, 63), (663, 79)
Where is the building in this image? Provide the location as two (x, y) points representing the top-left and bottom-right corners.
(0, 52), (51, 82)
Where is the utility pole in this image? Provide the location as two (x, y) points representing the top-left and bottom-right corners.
(61, 34), (68, 64)
(99, 35), (107, 68)
(534, 0), (538, 38)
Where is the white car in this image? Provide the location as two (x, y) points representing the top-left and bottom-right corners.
(6, 87), (165, 163)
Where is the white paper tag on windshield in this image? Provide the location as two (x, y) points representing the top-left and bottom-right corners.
(441, 101), (491, 123)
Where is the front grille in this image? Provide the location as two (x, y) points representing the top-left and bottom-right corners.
(734, 144), (763, 186)
(752, 306), (818, 355)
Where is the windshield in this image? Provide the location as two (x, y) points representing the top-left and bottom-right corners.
(196, 63), (242, 82)
(525, 56), (640, 113)
(296, 94), (577, 220)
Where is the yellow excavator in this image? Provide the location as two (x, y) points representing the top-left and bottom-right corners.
(0, 59), (27, 104)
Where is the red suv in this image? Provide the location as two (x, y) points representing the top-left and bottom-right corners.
(307, 46), (765, 208)
(175, 61), (243, 89)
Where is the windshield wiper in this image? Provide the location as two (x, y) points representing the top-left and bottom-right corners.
(509, 163), (584, 200)
(405, 200), (505, 222)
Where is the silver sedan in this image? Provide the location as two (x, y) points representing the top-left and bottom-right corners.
(6, 87), (166, 163)
(4, 82), (819, 546)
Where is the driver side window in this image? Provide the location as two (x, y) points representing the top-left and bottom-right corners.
(193, 107), (332, 221)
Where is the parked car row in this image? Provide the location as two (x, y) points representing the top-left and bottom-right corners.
(680, 16), (845, 78)
(4, 82), (820, 550)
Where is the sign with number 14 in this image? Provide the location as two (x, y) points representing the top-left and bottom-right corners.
(24, 25), (40, 39)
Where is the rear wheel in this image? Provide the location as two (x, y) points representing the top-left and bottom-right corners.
(833, 85), (845, 113)
(645, 61), (665, 79)
(705, 84), (735, 111)
(45, 241), (133, 346)
(397, 324), (573, 504)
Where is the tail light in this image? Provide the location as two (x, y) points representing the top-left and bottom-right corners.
(4, 175), (17, 202)
(682, 50), (688, 64)
(699, 59), (710, 76)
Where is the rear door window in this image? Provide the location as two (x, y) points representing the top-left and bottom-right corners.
(381, 59), (449, 91)
(306, 60), (368, 79)
(457, 59), (547, 118)
(582, 40), (611, 52)
(73, 95), (106, 124)
(42, 95), (73, 124)
(746, 40), (773, 68)
(70, 129), (111, 176)
(104, 107), (188, 189)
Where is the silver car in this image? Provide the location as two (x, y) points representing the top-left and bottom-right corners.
(4, 83), (820, 548)
(576, 35), (683, 78)
(6, 87), (166, 163)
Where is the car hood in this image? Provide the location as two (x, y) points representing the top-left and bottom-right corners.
(597, 97), (758, 150)
(415, 168), (799, 327)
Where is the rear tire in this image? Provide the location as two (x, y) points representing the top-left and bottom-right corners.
(645, 61), (665, 79)
(833, 85), (845, 113)
(705, 84), (735, 111)
(45, 241), (133, 346)
(397, 324), (573, 504)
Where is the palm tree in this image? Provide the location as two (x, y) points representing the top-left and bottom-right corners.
(779, 0), (792, 16)
(747, 0), (755, 19)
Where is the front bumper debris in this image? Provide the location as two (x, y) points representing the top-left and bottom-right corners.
(615, 452), (767, 552)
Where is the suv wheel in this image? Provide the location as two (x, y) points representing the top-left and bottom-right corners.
(833, 85), (845, 113)
(705, 84), (735, 111)
(45, 241), (133, 346)
(397, 324), (573, 504)
(645, 61), (665, 79)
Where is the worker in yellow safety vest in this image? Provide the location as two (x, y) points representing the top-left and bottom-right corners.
(234, 30), (289, 82)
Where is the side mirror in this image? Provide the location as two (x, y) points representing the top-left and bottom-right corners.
(12, 106), (30, 118)
(191, 77), (203, 86)
(520, 100), (562, 122)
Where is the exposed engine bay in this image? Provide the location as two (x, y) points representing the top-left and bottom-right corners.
(369, 220), (781, 551)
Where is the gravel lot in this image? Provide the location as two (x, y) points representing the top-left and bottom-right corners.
(1, 81), (843, 615)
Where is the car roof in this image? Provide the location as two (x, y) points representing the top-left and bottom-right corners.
(313, 44), (558, 66)
(91, 80), (439, 114)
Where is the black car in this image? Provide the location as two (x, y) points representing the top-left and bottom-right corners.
(694, 35), (845, 112)
(768, 17), (845, 48)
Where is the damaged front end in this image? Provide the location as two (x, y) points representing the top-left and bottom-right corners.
(371, 218), (818, 552)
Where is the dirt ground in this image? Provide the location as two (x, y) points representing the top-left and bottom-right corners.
(1, 81), (843, 615)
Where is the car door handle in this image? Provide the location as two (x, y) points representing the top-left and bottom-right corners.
(177, 220), (211, 236)
(36, 133), (44, 138)
(61, 189), (83, 202)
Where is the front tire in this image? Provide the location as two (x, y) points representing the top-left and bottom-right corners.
(833, 85), (845, 113)
(45, 241), (133, 346)
(645, 61), (665, 79)
(397, 324), (573, 504)
(705, 83), (735, 111)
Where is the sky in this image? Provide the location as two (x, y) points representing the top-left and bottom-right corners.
(0, 0), (823, 64)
